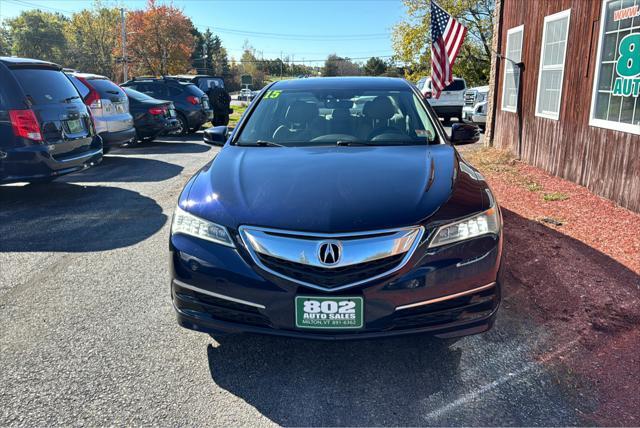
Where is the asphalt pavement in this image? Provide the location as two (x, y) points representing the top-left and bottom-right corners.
(0, 132), (584, 426)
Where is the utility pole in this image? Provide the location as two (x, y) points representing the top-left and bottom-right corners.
(202, 44), (207, 73)
(120, 8), (127, 82)
(280, 51), (283, 78)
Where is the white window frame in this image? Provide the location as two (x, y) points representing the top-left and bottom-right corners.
(535, 9), (572, 120)
(588, 0), (640, 135)
(501, 24), (524, 113)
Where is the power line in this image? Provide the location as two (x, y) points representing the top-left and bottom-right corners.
(4, 0), (73, 15)
(234, 55), (395, 63)
(200, 24), (391, 40)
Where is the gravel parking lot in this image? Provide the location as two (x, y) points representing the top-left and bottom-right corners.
(0, 133), (592, 426)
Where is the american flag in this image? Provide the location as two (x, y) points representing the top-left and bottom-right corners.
(430, 0), (467, 99)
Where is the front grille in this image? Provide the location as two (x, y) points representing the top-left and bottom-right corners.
(258, 253), (406, 289)
(464, 90), (477, 106)
(386, 286), (498, 330)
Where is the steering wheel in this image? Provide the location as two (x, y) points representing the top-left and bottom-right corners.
(367, 127), (405, 141)
(310, 134), (359, 143)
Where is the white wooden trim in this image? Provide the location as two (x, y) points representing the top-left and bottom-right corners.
(588, 0), (640, 135)
(535, 9), (572, 121)
(501, 24), (524, 113)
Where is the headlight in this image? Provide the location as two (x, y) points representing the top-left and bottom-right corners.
(476, 92), (486, 102)
(428, 206), (500, 248)
(171, 206), (235, 247)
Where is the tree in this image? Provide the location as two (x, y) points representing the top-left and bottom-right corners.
(193, 29), (230, 77)
(323, 54), (361, 76)
(210, 35), (230, 77)
(364, 57), (388, 76)
(65, 3), (119, 78)
(7, 10), (68, 65)
(323, 54), (340, 76)
(0, 23), (11, 56)
(239, 42), (264, 88)
(392, 0), (493, 86)
(125, 0), (195, 76)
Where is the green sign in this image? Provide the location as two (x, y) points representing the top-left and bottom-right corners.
(241, 74), (252, 85)
(295, 296), (363, 329)
(612, 34), (640, 97)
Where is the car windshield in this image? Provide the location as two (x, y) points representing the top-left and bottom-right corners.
(235, 87), (438, 146)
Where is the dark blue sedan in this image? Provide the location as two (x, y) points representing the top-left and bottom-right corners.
(170, 77), (502, 340)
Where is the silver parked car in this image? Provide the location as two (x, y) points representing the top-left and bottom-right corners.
(462, 85), (489, 130)
(66, 72), (135, 152)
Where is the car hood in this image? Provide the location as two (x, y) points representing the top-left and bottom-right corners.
(182, 144), (486, 233)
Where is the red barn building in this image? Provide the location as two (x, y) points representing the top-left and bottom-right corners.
(486, 0), (640, 212)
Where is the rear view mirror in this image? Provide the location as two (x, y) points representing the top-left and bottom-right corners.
(450, 123), (480, 145)
(204, 126), (228, 146)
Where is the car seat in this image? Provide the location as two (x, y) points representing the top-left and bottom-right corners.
(272, 101), (320, 142)
(358, 96), (397, 140)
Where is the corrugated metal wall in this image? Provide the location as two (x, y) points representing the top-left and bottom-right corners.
(493, 0), (640, 212)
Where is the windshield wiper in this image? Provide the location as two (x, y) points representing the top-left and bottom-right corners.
(336, 140), (373, 146)
(62, 95), (80, 103)
(241, 140), (285, 147)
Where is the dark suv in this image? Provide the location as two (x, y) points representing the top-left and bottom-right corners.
(121, 77), (212, 136)
(171, 75), (232, 126)
(0, 57), (102, 184)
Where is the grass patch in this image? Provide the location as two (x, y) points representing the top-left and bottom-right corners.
(229, 105), (247, 128)
(526, 182), (544, 192)
(543, 192), (570, 202)
(462, 147), (517, 174)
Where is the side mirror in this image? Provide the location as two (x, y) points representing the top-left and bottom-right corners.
(450, 123), (480, 145)
(204, 126), (228, 146)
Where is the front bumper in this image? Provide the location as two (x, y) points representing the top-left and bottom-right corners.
(171, 231), (502, 340)
(471, 113), (487, 124)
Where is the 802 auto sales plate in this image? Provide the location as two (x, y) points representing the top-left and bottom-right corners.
(295, 296), (363, 329)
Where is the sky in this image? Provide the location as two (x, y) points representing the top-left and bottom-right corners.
(0, 0), (407, 63)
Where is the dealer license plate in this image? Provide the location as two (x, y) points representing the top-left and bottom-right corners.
(295, 296), (363, 329)
(65, 118), (85, 134)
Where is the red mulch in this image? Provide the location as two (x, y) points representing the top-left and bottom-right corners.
(464, 147), (640, 426)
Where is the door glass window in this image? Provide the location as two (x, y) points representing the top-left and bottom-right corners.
(590, 0), (640, 134)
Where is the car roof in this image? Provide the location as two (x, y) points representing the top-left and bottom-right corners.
(173, 74), (223, 79)
(69, 72), (109, 80)
(270, 76), (412, 91)
(0, 56), (61, 69)
(126, 77), (182, 84)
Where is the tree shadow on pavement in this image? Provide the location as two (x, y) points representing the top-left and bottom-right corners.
(205, 319), (582, 427)
(0, 182), (166, 252)
(206, 335), (463, 426)
(60, 155), (183, 183)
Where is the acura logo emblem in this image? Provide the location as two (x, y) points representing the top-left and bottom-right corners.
(318, 241), (342, 266)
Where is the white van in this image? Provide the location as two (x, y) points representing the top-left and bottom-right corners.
(416, 77), (466, 122)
